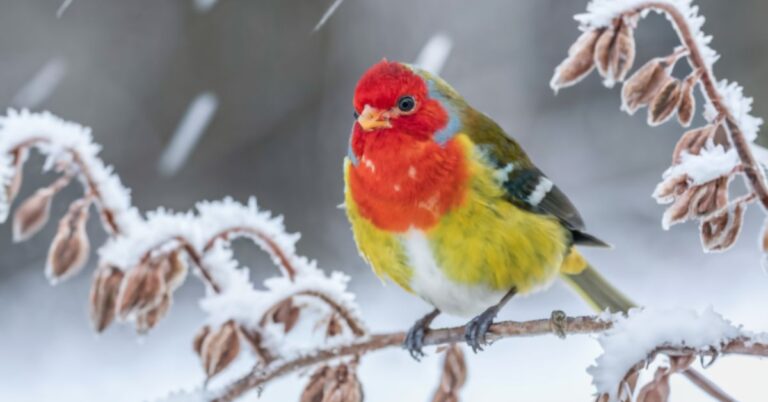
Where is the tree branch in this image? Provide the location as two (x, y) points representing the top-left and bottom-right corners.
(634, 2), (768, 210)
(212, 315), (613, 402)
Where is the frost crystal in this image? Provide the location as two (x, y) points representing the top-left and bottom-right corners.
(662, 144), (739, 186)
(576, 0), (718, 68)
(0, 109), (141, 227)
(588, 307), (742, 402)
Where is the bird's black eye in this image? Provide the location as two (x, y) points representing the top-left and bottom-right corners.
(353, 110), (360, 119)
(397, 96), (416, 113)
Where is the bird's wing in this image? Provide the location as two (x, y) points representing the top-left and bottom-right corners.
(462, 108), (586, 232)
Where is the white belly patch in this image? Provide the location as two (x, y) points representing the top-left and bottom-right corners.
(401, 229), (506, 318)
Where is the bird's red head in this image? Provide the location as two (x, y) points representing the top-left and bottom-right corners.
(352, 60), (449, 142)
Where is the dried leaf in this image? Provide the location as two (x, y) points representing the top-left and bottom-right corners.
(301, 365), (332, 402)
(431, 345), (467, 402)
(45, 199), (91, 283)
(193, 325), (211, 356)
(691, 181), (719, 217)
(677, 72), (699, 127)
(12, 187), (54, 242)
(648, 79), (682, 126)
(550, 29), (601, 91)
(201, 321), (241, 378)
(116, 260), (167, 319)
(621, 58), (668, 114)
(636, 367), (670, 402)
(89, 265), (124, 332)
(321, 364), (363, 402)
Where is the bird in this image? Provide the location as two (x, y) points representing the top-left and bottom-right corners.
(343, 60), (631, 358)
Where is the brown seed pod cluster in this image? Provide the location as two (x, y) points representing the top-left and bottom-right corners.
(300, 363), (363, 402)
(431, 345), (467, 402)
(194, 321), (242, 379)
(554, 12), (768, 258)
(550, 15), (636, 91)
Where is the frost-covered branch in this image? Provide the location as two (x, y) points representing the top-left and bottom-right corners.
(0, 110), (365, 384)
(551, 0), (768, 263)
(211, 308), (767, 402)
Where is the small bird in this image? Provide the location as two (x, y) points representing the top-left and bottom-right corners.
(344, 60), (631, 358)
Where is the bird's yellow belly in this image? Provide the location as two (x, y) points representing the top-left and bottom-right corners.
(345, 146), (571, 317)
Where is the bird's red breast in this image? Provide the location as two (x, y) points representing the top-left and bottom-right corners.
(347, 132), (469, 232)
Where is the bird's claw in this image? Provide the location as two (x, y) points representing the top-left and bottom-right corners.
(403, 318), (429, 361)
(464, 308), (498, 353)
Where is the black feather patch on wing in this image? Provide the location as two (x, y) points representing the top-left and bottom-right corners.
(501, 167), (585, 231)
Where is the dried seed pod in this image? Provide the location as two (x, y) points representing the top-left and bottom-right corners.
(193, 325), (211, 356)
(116, 260), (167, 319)
(201, 320), (241, 378)
(12, 187), (55, 242)
(709, 201), (745, 252)
(762, 221), (768, 253)
(653, 174), (689, 204)
(669, 355), (696, 373)
(136, 293), (171, 333)
(45, 198), (91, 283)
(325, 314), (344, 338)
(608, 19), (636, 83)
(691, 180), (721, 217)
(661, 185), (699, 229)
(621, 57), (674, 114)
(672, 125), (718, 164)
(6, 150), (26, 206)
(301, 365), (332, 402)
(89, 265), (124, 332)
(321, 364), (363, 402)
(593, 25), (615, 79)
(431, 345), (467, 402)
(648, 79), (682, 126)
(550, 29), (601, 91)
(269, 298), (301, 333)
(163, 251), (188, 292)
(636, 367), (670, 402)
(677, 72), (699, 127)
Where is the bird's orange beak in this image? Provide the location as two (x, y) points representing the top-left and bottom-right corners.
(357, 105), (392, 131)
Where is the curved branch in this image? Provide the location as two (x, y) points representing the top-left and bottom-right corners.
(203, 226), (298, 280)
(631, 2), (768, 209)
(12, 138), (122, 235)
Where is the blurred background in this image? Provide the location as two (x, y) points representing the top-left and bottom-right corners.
(1, 0), (767, 401)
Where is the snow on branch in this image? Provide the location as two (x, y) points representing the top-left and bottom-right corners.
(0, 109), (366, 387)
(551, 0), (768, 263)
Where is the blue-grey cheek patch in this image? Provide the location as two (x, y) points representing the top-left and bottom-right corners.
(427, 80), (461, 146)
(348, 142), (360, 166)
(348, 124), (360, 166)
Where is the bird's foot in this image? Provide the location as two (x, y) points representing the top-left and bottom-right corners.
(403, 309), (439, 361)
(550, 310), (567, 339)
(464, 307), (499, 353)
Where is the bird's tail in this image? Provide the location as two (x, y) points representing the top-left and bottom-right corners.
(559, 249), (635, 313)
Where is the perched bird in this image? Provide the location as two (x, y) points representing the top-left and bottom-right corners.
(344, 60), (631, 358)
